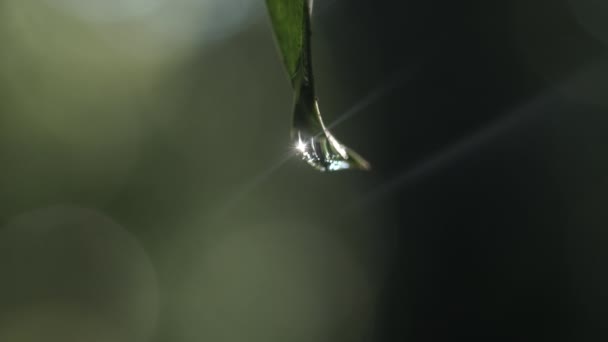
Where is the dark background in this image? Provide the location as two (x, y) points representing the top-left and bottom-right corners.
(345, 0), (608, 341)
(0, 0), (607, 341)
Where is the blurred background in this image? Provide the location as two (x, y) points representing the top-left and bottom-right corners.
(0, 0), (607, 341)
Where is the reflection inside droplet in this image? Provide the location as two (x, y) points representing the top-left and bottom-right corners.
(293, 130), (369, 172)
(292, 100), (370, 172)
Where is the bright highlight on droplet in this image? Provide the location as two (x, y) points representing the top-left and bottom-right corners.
(296, 137), (308, 153)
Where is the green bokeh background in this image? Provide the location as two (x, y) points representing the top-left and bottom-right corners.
(0, 1), (381, 341)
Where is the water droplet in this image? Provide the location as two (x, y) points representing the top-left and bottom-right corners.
(292, 98), (370, 172)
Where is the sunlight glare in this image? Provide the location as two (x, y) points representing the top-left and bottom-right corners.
(296, 136), (308, 153)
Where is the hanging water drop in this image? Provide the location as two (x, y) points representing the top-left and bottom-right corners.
(266, 0), (370, 172)
(291, 98), (370, 171)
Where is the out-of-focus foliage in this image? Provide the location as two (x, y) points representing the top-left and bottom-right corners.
(0, 1), (378, 341)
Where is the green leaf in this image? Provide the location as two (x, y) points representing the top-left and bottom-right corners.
(266, 0), (371, 172)
(265, 0), (306, 83)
